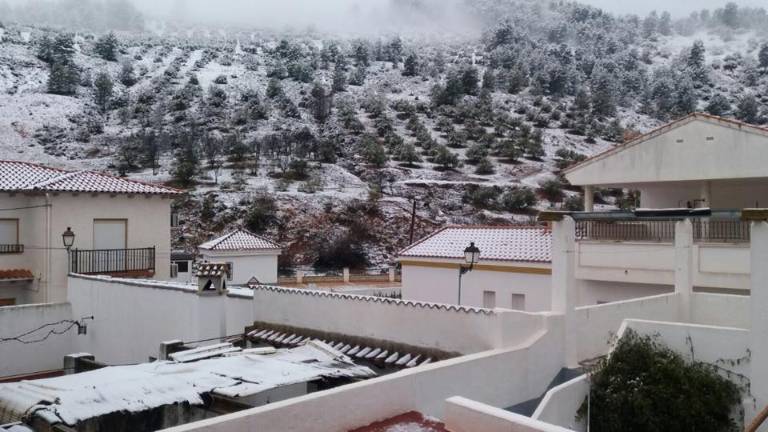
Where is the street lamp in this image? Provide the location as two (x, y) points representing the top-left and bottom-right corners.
(62, 227), (75, 274)
(458, 242), (481, 306)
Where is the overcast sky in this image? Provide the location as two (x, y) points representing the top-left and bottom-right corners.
(579, 0), (766, 16)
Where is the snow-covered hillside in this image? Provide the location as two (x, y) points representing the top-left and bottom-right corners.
(1, 0), (767, 270)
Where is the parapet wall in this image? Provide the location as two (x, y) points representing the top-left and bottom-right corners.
(252, 285), (549, 354)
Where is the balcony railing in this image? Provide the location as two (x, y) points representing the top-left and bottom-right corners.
(575, 220), (676, 242)
(693, 220), (750, 243)
(0, 244), (24, 254)
(575, 219), (751, 243)
(70, 247), (156, 276)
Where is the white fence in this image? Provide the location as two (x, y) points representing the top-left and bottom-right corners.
(0, 302), (75, 378)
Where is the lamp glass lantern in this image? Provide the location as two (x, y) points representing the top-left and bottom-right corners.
(464, 242), (481, 266)
(62, 227), (75, 250)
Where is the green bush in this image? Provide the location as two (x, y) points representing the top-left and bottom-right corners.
(501, 187), (537, 211)
(579, 329), (742, 432)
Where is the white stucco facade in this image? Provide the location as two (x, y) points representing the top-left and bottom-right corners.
(400, 258), (552, 312)
(0, 193), (173, 304)
(198, 251), (279, 285)
(566, 114), (768, 211)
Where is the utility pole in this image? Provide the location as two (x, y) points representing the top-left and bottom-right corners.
(409, 199), (417, 244)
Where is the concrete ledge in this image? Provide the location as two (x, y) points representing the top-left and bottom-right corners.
(445, 396), (576, 432)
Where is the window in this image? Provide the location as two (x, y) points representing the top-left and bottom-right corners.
(226, 262), (233, 281)
(0, 219), (21, 254)
(93, 219), (127, 250)
(511, 294), (526, 311)
(176, 261), (189, 273)
(483, 291), (496, 309)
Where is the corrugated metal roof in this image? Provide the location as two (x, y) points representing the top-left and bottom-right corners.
(198, 229), (280, 251)
(399, 226), (551, 263)
(0, 342), (373, 426)
(0, 160), (181, 196)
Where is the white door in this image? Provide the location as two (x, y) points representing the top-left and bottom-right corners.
(93, 220), (127, 250)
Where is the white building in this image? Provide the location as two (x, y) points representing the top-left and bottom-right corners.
(398, 226), (551, 311)
(198, 229), (281, 286)
(558, 113), (765, 305)
(566, 113), (768, 212)
(0, 160), (181, 305)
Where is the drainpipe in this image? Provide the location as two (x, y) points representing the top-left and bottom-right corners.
(44, 193), (52, 303)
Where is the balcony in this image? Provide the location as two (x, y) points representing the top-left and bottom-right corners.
(70, 247), (156, 277)
(0, 244), (24, 254)
(571, 211), (751, 290)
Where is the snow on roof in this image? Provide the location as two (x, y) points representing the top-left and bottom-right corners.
(0, 342), (373, 426)
(198, 229), (281, 251)
(399, 226), (551, 263)
(0, 160), (182, 196)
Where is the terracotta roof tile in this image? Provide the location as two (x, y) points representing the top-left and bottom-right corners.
(0, 269), (34, 281)
(199, 229), (280, 251)
(0, 160), (182, 196)
(399, 226), (551, 263)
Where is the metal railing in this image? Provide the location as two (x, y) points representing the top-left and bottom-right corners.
(0, 244), (24, 254)
(70, 247), (156, 275)
(575, 220), (676, 242)
(692, 220), (750, 243)
(575, 219), (751, 243)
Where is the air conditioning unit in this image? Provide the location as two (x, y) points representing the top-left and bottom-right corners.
(170, 263), (179, 279)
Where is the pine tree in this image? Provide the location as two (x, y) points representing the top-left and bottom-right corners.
(687, 40), (709, 86)
(403, 53), (418, 77)
(354, 42), (369, 67)
(433, 145), (460, 170)
(658, 12), (673, 36)
(705, 94), (731, 116)
(93, 72), (113, 112)
(120, 61), (136, 87)
(94, 32), (119, 62)
(759, 43), (768, 69)
(332, 63), (346, 93)
(48, 60), (80, 95)
(736, 95), (759, 124)
(482, 69), (496, 91)
(266, 78), (284, 99)
(310, 83), (333, 123)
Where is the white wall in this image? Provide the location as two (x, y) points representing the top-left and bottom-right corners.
(161, 315), (566, 432)
(68, 275), (255, 365)
(566, 117), (768, 187)
(447, 397), (576, 432)
(532, 376), (588, 432)
(401, 260), (551, 312)
(252, 286), (548, 354)
(691, 293), (749, 329)
(200, 251), (279, 285)
(573, 293), (680, 362)
(0, 302), (76, 378)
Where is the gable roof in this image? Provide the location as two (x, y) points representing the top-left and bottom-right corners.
(198, 229), (281, 252)
(399, 226), (551, 263)
(0, 160), (182, 196)
(563, 113), (768, 177)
